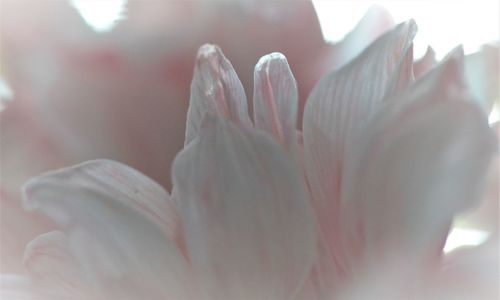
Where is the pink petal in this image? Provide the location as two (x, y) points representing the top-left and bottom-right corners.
(172, 116), (316, 299)
(23, 163), (190, 299)
(253, 52), (298, 149)
(0, 274), (76, 300)
(1, 275), (44, 300)
(400, 47), (467, 106)
(23, 160), (179, 240)
(0, 191), (55, 273)
(298, 5), (395, 123)
(23, 231), (89, 298)
(340, 48), (496, 274)
(185, 44), (251, 145)
(414, 46), (437, 78)
(302, 20), (417, 271)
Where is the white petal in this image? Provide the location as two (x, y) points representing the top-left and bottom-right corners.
(23, 160), (179, 241)
(23, 163), (190, 299)
(253, 52), (298, 149)
(23, 231), (87, 297)
(0, 274), (69, 300)
(0, 190), (55, 273)
(454, 124), (499, 234)
(185, 44), (251, 145)
(340, 49), (497, 273)
(302, 20), (417, 272)
(465, 44), (499, 114)
(172, 116), (316, 299)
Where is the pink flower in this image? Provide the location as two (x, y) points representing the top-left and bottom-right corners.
(0, 1), (397, 273)
(1, 20), (496, 299)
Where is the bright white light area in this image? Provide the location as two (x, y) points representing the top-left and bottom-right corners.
(0, 79), (13, 111)
(489, 103), (500, 124)
(443, 228), (490, 253)
(313, 0), (499, 59)
(71, 0), (127, 33)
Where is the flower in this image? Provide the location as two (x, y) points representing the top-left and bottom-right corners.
(0, 1), (398, 273)
(1, 19), (497, 299)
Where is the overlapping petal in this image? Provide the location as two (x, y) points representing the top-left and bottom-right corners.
(302, 20), (417, 269)
(340, 49), (496, 276)
(23, 162), (189, 299)
(172, 116), (316, 299)
(23, 231), (88, 299)
(414, 46), (437, 78)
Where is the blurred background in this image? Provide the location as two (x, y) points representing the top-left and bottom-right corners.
(0, 0), (498, 272)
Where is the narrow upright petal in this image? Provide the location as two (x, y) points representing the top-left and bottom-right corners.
(23, 163), (190, 299)
(340, 49), (496, 275)
(302, 20), (417, 267)
(185, 44), (251, 145)
(253, 52), (298, 149)
(172, 116), (316, 300)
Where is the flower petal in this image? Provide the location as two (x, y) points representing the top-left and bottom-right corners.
(24, 160), (179, 240)
(23, 231), (89, 298)
(172, 116), (316, 299)
(302, 20), (417, 269)
(253, 52), (298, 149)
(185, 44), (251, 145)
(0, 274), (75, 300)
(0, 190), (55, 273)
(340, 49), (496, 274)
(23, 163), (190, 299)
(465, 44), (499, 113)
(1, 275), (44, 300)
(414, 46), (436, 78)
(454, 122), (499, 234)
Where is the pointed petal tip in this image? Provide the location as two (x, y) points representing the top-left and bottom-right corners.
(425, 46), (436, 57)
(441, 46), (466, 85)
(448, 45), (465, 60)
(396, 19), (418, 40)
(22, 179), (39, 211)
(406, 18), (418, 31)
